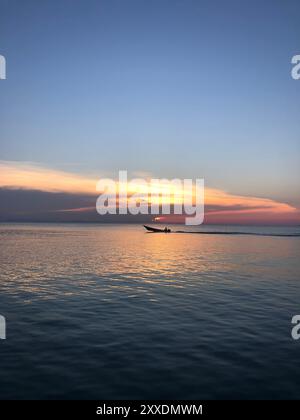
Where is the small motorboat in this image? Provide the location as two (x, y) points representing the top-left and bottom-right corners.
(143, 225), (171, 233)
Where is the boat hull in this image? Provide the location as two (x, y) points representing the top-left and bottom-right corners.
(143, 225), (170, 233)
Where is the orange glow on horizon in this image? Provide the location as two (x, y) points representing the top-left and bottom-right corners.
(1, 160), (299, 224)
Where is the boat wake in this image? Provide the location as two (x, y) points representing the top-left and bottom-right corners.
(143, 225), (300, 237)
(174, 231), (300, 237)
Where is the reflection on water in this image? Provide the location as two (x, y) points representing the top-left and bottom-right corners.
(0, 223), (300, 399)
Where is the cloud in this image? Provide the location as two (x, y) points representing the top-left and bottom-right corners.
(0, 160), (299, 224)
(0, 160), (97, 194)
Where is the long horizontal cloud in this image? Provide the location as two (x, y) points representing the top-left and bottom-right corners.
(0, 161), (299, 224)
(0, 160), (97, 194)
(0, 188), (150, 223)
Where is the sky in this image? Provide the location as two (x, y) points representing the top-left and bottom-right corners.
(0, 0), (299, 224)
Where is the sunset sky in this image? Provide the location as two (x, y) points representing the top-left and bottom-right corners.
(1, 0), (299, 224)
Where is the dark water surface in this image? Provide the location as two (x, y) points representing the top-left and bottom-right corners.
(0, 223), (299, 399)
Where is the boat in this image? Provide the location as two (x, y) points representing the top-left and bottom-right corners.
(143, 225), (171, 233)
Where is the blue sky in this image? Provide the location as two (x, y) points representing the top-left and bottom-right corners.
(1, 0), (300, 211)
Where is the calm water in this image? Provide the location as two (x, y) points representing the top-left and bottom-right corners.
(0, 223), (300, 399)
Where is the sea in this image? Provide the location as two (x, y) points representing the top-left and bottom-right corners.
(0, 223), (299, 399)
